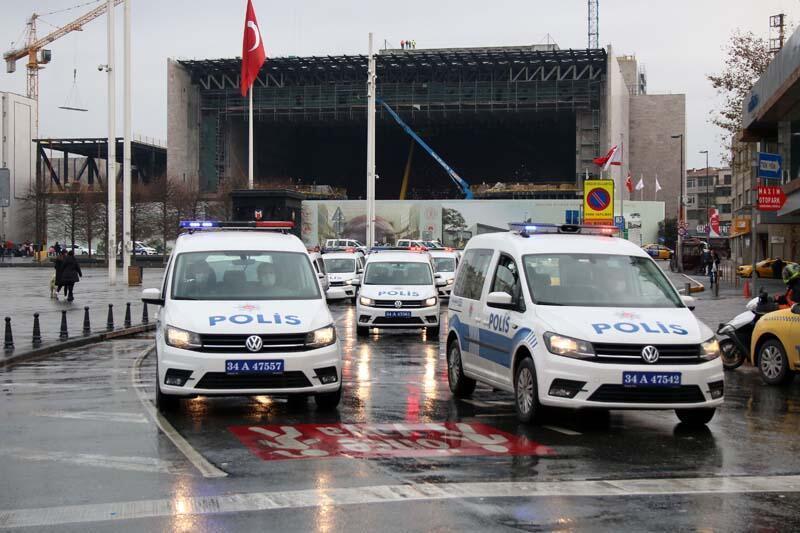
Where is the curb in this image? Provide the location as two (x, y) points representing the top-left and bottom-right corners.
(679, 273), (706, 294)
(1, 323), (156, 369)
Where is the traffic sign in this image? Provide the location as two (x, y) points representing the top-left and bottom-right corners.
(583, 179), (614, 225)
(757, 185), (787, 211)
(757, 152), (782, 180)
(678, 228), (688, 237)
(614, 215), (625, 231)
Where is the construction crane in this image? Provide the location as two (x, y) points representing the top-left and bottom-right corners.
(3, 0), (123, 121)
(588, 0), (599, 49)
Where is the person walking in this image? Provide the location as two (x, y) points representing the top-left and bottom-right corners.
(53, 250), (66, 299)
(54, 241), (62, 256)
(60, 251), (83, 302)
(400, 39), (405, 50)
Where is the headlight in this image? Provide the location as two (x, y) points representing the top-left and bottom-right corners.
(423, 296), (437, 307)
(359, 296), (374, 306)
(345, 279), (353, 285)
(305, 325), (336, 348)
(700, 337), (720, 361)
(446, 278), (454, 285)
(543, 332), (595, 359)
(165, 325), (201, 350)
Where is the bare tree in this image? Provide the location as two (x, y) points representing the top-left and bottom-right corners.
(707, 30), (772, 155)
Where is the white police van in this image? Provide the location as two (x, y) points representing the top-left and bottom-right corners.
(141, 221), (342, 412)
(446, 223), (724, 427)
(322, 250), (364, 302)
(429, 249), (460, 298)
(353, 249), (446, 337)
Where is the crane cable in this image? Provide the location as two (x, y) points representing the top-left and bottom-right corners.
(41, 0), (102, 17)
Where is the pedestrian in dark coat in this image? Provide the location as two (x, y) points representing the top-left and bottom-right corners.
(54, 251), (66, 296)
(60, 251), (83, 302)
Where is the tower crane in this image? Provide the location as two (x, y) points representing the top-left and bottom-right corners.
(3, 0), (123, 124)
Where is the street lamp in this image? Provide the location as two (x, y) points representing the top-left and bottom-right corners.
(700, 150), (709, 235)
(671, 134), (684, 272)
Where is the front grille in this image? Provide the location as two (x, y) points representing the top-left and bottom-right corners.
(195, 371), (312, 390)
(329, 281), (347, 287)
(197, 333), (308, 353)
(591, 343), (704, 365)
(373, 299), (426, 308)
(373, 317), (425, 325)
(588, 385), (705, 403)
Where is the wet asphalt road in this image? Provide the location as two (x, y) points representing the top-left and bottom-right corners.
(1, 300), (800, 532)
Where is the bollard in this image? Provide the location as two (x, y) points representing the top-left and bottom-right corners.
(142, 302), (149, 324)
(83, 307), (91, 336)
(59, 310), (68, 341)
(4, 317), (14, 351)
(684, 282), (691, 295)
(32, 313), (42, 346)
(107, 304), (114, 331)
(714, 275), (720, 297)
(124, 302), (132, 328)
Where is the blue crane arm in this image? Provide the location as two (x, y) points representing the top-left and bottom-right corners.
(377, 99), (473, 199)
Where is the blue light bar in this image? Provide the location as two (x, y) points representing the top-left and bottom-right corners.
(179, 220), (295, 231)
(508, 222), (619, 237)
(180, 220), (218, 228)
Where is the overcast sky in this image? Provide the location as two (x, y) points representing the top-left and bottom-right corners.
(1, 0), (796, 169)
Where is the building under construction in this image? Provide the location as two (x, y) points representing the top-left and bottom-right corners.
(168, 43), (684, 216)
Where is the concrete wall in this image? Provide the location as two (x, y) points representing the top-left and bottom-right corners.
(628, 94), (686, 223)
(166, 59), (200, 189)
(604, 46), (631, 216)
(0, 91), (37, 243)
(617, 56), (639, 96)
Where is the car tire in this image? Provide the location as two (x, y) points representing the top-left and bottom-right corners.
(675, 408), (716, 426)
(757, 339), (795, 385)
(514, 356), (540, 424)
(314, 384), (342, 410)
(356, 325), (369, 337)
(447, 338), (476, 397)
(155, 361), (179, 413)
(719, 339), (745, 371)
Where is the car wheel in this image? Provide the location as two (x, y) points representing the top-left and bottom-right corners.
(447, 338), (476, 397)
(719, 339), (745, 370)
(514, 356), (540, 424)
(757, 339), (794, 385)
(356, 325), (369, 337)
(155, 361), (179, 413)
(314, 384), (342, 410)
(675, 408), (716, 426)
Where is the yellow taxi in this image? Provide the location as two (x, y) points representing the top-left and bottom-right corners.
(642, 243), (673, 260)
(750, 304), (800, 385)
(737, 259), (798, 279)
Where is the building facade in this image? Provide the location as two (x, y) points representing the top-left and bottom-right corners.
(685, 166), (732, 238)
(0, 91), (37, 244)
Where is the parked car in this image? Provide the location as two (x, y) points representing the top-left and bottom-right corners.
(749, 303), (800, 385)
(118, 241), (158, 255)
(737, 259), (798, 279)
(643, 243), (673, 260)
(66, 244), (97, 255)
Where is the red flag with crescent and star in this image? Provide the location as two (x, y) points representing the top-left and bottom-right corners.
(241, 0), (266, 97)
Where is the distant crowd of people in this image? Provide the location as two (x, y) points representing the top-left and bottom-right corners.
(400, 40), (417, 50)
(0, 239), (34, 259)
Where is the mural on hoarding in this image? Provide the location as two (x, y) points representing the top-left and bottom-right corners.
(441, 202), (538, 248)
(314, 203), (425, 244)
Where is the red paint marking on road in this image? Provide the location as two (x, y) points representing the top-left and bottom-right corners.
(229, 422), (554, 461)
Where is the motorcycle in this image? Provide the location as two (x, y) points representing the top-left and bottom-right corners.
(716, 290), (779, 370)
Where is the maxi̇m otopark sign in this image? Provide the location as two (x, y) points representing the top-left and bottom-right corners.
(583, 179), (615, 225)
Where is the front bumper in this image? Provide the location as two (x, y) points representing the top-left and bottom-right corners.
(356, 303), (440, 328)
(437, 285), (453, 298)
(158, 341), (342, 396)
(537, 353), (724, 409)
(326, 285), (356, 300)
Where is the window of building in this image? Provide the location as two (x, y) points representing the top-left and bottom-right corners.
(687, 179), (696, 189)
(724, 174), (732, 184)
(720, 204), (732, 214)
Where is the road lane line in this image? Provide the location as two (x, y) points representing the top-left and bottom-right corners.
(542, 425), (582, 436)
(2, 474), (800, 529)
(0, 448), (188, 475)
(132, 347), (228, 479)
(31, 411), (149, 424)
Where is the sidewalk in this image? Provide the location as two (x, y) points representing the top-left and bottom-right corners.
(660, 262), (784, 328)
(1, 267), (165, 348)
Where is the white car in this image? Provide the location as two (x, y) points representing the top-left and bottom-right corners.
(67, 244), (97, 255)
(323, 239), (367, 254)
(118, 241), (158, 255)
(395, 239), (426, 249)
(353, 250), (446, 337)
(429, 249), (460, 298)
(142, 221), (342, 413)
(323, 251), (365, 302)
(308, 252), (330, 292)
(446, 222), (724, 427)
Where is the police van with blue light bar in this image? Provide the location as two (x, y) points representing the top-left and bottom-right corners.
(445, 222), (724, 426)
(141, 220), (342, 412)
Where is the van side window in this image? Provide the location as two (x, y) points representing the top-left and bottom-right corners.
(453, 249), (494, 300)
(490, 254), (525, 311)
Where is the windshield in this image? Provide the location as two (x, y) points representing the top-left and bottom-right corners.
(324, 257), (356, 274)
(433, 257), (456, 272)
(364, 261), (433, 285)
(171, 251), (321, 300)
(523, 253), (682, 308)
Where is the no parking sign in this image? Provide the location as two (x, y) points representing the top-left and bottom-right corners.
(583, 179), (614, 225)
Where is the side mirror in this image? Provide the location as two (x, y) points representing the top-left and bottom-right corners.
(357, 268), (364, 274)
(487, 291), (513, 308)
(792, 303), (800, 315)
(435, 278), (447, 287)
(317, 272), (325, 279)
(681, 295), (696, 311)
(142, 288), (165, 306)
(350, 278), (361, 286)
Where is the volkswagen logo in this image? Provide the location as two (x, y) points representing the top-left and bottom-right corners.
(245, 335), (263, 353)
(394, 300), (403, 308)
(641, 345), (660, 364)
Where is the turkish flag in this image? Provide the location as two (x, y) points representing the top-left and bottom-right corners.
(625, 173), (633, 193)
(241, 0), (266, 97)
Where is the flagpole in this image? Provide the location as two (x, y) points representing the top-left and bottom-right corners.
(248, 88), (254, 189)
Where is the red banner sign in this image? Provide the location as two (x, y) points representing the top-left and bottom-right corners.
(757, 185), (787, 211)
(229, 422), (553, 461)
